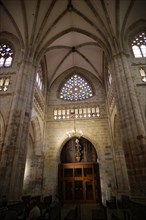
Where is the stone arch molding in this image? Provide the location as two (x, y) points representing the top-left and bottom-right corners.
(59, 136), (99, 164)
(49, 66), (106, 105)
(55, 66), (102, 88)
(54, 124), (102, 164)
(51, 66), (103, 92)
(31, 116), (43, 155)
(124, 19), (146, 54)
(23, 116), (44, 195)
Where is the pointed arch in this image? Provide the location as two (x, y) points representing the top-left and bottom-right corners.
(31, 116), (43, 155)
(60, 137), (97, 163)
(131, 31), (146, 58)
(23, 117), (44, 196)
(59, 73), (94, 101)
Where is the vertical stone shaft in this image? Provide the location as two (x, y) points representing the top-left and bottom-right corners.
(9, 61), (36, 201)
(0, 60), (36, 201)
(112, 51), (146, 197)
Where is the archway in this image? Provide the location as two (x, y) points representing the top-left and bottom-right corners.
(23, 117), (44, 196)
(59, 137), (101, 204)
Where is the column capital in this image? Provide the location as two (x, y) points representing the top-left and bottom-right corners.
(112, 50), (130, 59)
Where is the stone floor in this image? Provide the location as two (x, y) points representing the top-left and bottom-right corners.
(61, 203), (107, 220)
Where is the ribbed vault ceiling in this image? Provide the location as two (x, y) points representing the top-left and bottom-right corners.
(0, 0), (145, 87)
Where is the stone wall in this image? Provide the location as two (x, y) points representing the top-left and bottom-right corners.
(41, 68), (117, 204)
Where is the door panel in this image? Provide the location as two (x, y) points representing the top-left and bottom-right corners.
(85, 180), (94, 201)
(59, 163), (101, 204)
(64, 181), (73, 201)
(74, 181), (83, 201)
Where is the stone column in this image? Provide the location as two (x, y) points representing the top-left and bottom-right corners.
(111, 51), (146, 200)
(0, 59), (36, 201)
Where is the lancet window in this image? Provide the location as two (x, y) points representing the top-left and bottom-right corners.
(131, 32), (146, 58)
(0, 42), (13, 67)
(0, 77), (10, 91)
(36, 65), (44, 92)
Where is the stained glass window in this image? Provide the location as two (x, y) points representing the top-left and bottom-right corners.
(36, 65), (44, 92)
(59, 74), (93, 101)
(139, 67), (146, 83)
(53, 106), (100, 120)
(0, 77), (10, 91)
(0, 43), (13, 67)
(131, 32), (146, 58)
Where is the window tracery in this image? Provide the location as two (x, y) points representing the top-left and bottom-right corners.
(59, 74), (93, 101)
(36, 65), (44, 92)
(53, 106), (100, 120)
(131, 32), (146, 58)
(0, 42), (13, 67)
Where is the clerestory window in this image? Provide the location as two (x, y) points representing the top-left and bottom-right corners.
(0, 42), (13, 67)
(139, 67), (146, 83)
(59, 74), (93, 101)
(53, 106), (100, 120)
(36, 65), (44, 92)
(131, 32), (146, 58)
(0, 77), (10, 91)
(108, 67), (112, 86)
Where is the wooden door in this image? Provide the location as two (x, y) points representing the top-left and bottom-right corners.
(59, 163), (101, 204)
(64, 180), (74, 202)
(74, 180), (83, 202)
(84, 180), (94, 202)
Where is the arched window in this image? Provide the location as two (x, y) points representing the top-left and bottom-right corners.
(59, 74), (93, 101)
(35, 65), (44, 92)
(141, 45), (146, 57)
(107, 67), (112, 86)
(139, 67), (146, 83)
(0, 77), (10, 91)
(0, 42), (13, 67)
(131, 32), (146, 58)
